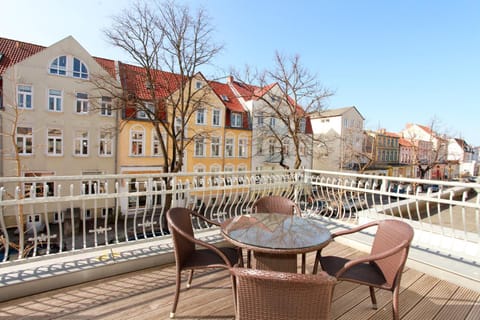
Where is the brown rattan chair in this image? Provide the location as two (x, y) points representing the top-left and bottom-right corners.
(166, 207), (242, 318)
(230, 266), (336, 320)
(313, 219), (414, 320)
(250, 195), (305, 271)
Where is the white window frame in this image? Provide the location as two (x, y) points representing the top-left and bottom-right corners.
(74, 130), (89, 156)
(99, 130), (113, 157)
(225, 137), (234, 157)
(137, 102), (154, 119)
(212, 108), (221, 126)
(152, 129), (164, 157)
(48, 89), (62, 112)
(194, 137), (206, 157)
(47, 128), (63, 156)
(211, 136), (221, 157)
(130, 127), (145, 156)
(269, 117), (276, 128)
(238, 137), (248, 158)
(100, 96), (113, 116)
(75, 92), (89, 114)
(16, 126), (33, 155)
(231, 113), (242, 128)
(17, 85), (33, 109)
(49, 56), (67, 76)
(196, 108), (206, 125)
(73, 57), (89, 79)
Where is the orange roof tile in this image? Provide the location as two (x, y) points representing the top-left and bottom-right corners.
(118, 62), (183, 100)
(0, 37), (45, 74)
(209, 81), (245, 113)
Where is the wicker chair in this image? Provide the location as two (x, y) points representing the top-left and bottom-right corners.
(250, 195), (305, 271)
(230, 266), (336, 320)
(313, 219), (414, 320)
(251, 195), (301, 215)
(166, 207), (242, 318)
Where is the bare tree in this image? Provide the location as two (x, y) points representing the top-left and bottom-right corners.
(102, 0), (222, 173)
(234, 52), (333, 169)
(401, 119), (449, 179)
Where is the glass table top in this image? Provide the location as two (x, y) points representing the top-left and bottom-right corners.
(221, 213), (331, 251)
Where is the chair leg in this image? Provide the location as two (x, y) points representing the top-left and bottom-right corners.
(312, 250), (320, 274)
(187, 270), (194, 288)
(392, 286), (400, 320)
(369, 286), (377, 309)
(170, 269), (182, 318)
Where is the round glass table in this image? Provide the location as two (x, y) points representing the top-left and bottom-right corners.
(221, 213), (331, 273)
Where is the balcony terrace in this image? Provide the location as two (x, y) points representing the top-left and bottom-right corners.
(1, 169), (479, 318)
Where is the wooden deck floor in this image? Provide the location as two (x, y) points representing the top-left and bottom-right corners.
(0, 241), (478, 320)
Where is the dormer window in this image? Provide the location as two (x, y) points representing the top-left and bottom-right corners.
(50, 56), (67, 75)
(221, 94), (229, 101)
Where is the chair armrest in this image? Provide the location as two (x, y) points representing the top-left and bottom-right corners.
(331, 221), (379, 239)
(169, 223), (234, 267)
(335, 239), (410, 277)
(189, 210), (221, 227)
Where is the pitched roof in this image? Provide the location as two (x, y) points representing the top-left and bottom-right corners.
(0, 36), (116, 78)
(310, 106), (364, 119)
(0, 37), (45, 74)
(118, 62), (183, 100)
(399, 138), (414, 147)
(209, 81), (246, 113)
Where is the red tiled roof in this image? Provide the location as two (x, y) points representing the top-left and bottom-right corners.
(209, 81), (245, 113)
(93, 57), (116, 78)
(0, 37), (45, 74)
(399, 138), (413, 147)
(118, 62), (183, 100)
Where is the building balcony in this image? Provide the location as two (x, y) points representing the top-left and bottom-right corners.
(1, 169), (479, 318)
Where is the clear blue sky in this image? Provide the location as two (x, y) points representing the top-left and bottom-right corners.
(1, 0), (479, 145)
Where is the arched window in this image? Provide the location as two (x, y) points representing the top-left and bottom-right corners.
(49, 56), (67, 75)
(73, 57), (88, 79)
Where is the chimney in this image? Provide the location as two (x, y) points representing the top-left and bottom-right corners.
(226, 75), (234, 84)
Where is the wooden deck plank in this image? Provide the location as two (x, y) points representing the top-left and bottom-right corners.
(401, 279), (458, 320)
(336, 267), (422, 320)
(424, 286), (480, 320)
(0, 241), (478, 320)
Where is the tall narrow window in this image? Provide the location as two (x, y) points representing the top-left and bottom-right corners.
(268, 139), (275, 156)
(74, 130), (89, 156)
(211, 136), (221, 157)
(99, 130), (113, 156)
(47, 128), (63, 155)
(76, 92), (89, 113)
(130, 128), (144, 156)
(212, 109), (221, 126)
(175, 117), (187, 139)
(49, 56), (67, 75)
(225, 137), (234, 157)
(196, 108), (206, 125)
(48, 89), (62, 112)
(194, 137), (205, 157)
(17, 85), (33, 109)
(152, 130), (164, 156)
(100, 96), (112, 116)
(73, 57), (88, 79)
(16, 126), (33, 155)
(238, 137), (248, 157)
(231, 113), (242, 127)
(269, 117), (276, 128)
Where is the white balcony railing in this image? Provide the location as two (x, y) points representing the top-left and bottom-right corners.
(1, 169), (479, 269)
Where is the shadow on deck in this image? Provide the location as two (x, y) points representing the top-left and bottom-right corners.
(0, 241), (479, 320)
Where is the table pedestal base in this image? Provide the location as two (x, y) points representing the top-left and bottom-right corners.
(254, 252), (297, 273)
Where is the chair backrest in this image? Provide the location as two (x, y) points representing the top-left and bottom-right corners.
(230, 267), (336, 320)
(370, 220), (414, 288)
(166, 207), (197, 267)
(252, 196), (300, 215)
